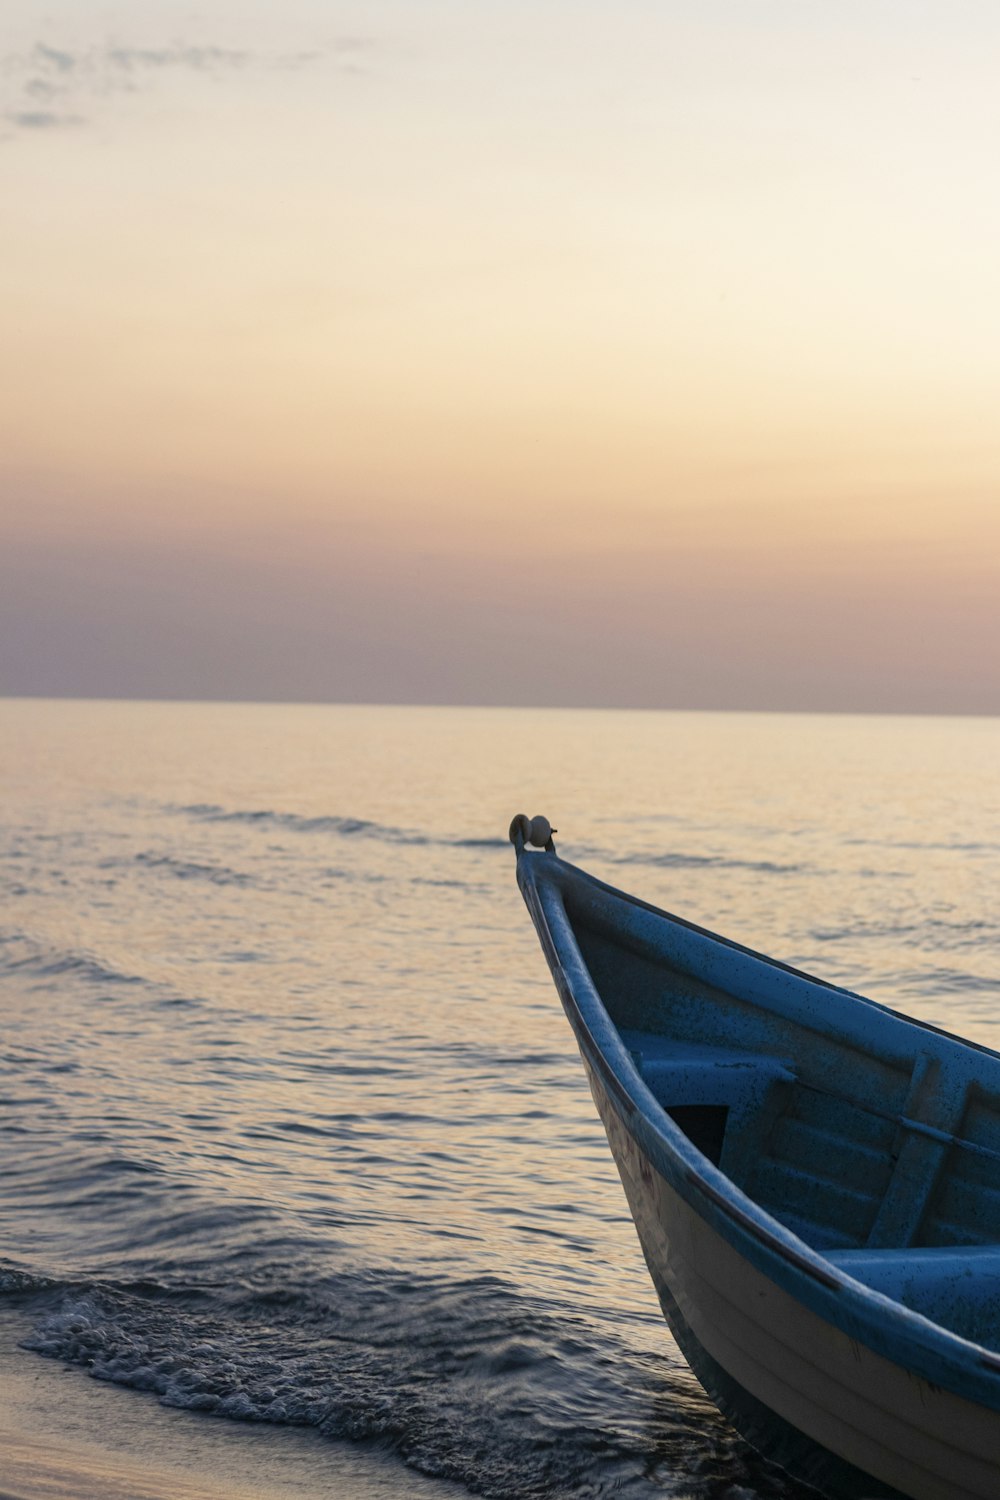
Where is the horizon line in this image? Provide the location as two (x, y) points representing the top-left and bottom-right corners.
(2, 693), (999, 722)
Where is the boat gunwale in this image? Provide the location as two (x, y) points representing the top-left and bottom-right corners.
(515, 845), (1000, 1406)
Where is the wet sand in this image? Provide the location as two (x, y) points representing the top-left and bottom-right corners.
(0, 1310), (458, 1500)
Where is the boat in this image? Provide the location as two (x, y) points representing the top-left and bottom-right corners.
(509, 813), (1000, 1500)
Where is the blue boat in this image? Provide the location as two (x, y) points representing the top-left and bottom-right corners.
(510, 814), (1000, 1500)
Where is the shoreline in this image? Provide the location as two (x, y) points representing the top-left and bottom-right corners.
(0, 1310), (459, 1500)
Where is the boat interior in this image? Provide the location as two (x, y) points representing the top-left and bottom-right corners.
(568, 894), (1000, 1352)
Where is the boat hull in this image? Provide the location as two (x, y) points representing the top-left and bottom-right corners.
(583, 1052), (999, 1500)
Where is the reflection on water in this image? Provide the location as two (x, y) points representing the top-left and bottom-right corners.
(1, 701), (998, 1496)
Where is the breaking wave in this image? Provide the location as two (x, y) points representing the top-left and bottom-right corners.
(4, 1259), (795, 1499)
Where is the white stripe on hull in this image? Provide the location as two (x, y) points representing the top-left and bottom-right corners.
(591, 1068), (1000, 1500)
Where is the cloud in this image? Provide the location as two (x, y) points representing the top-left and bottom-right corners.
(34, 43), (76, 73)
(103, 45), (250, 74)
(6, 108), (84, 130)
(26, 77), (61, 100)
(1, 36), (335, 136)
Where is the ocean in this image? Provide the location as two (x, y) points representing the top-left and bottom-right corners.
(1, 699), (998, 1499)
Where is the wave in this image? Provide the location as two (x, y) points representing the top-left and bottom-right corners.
(811, 917), (1000, 951)
(0, 1263), (60, 1297)
(0, 933), (144, 990)
(902, 966), (1000, 997)
(0, 934), (204, 1012)
(172, 804), (508, 851)
(5, 1260), (792, 1499)
(844, 837), (1000, 853)
(584, 847), (807, 877)
(132, 852), (256, 887)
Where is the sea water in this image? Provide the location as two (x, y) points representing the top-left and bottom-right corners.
(1, 700), (998, 1498)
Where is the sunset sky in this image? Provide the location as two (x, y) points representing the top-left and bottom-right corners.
(3, 1), (999, 711)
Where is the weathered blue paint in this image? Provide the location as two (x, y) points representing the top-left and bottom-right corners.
(513, 832), (1000, 1499)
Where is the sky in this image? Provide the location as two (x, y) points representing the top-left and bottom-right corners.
(2, 1), (999, 712)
